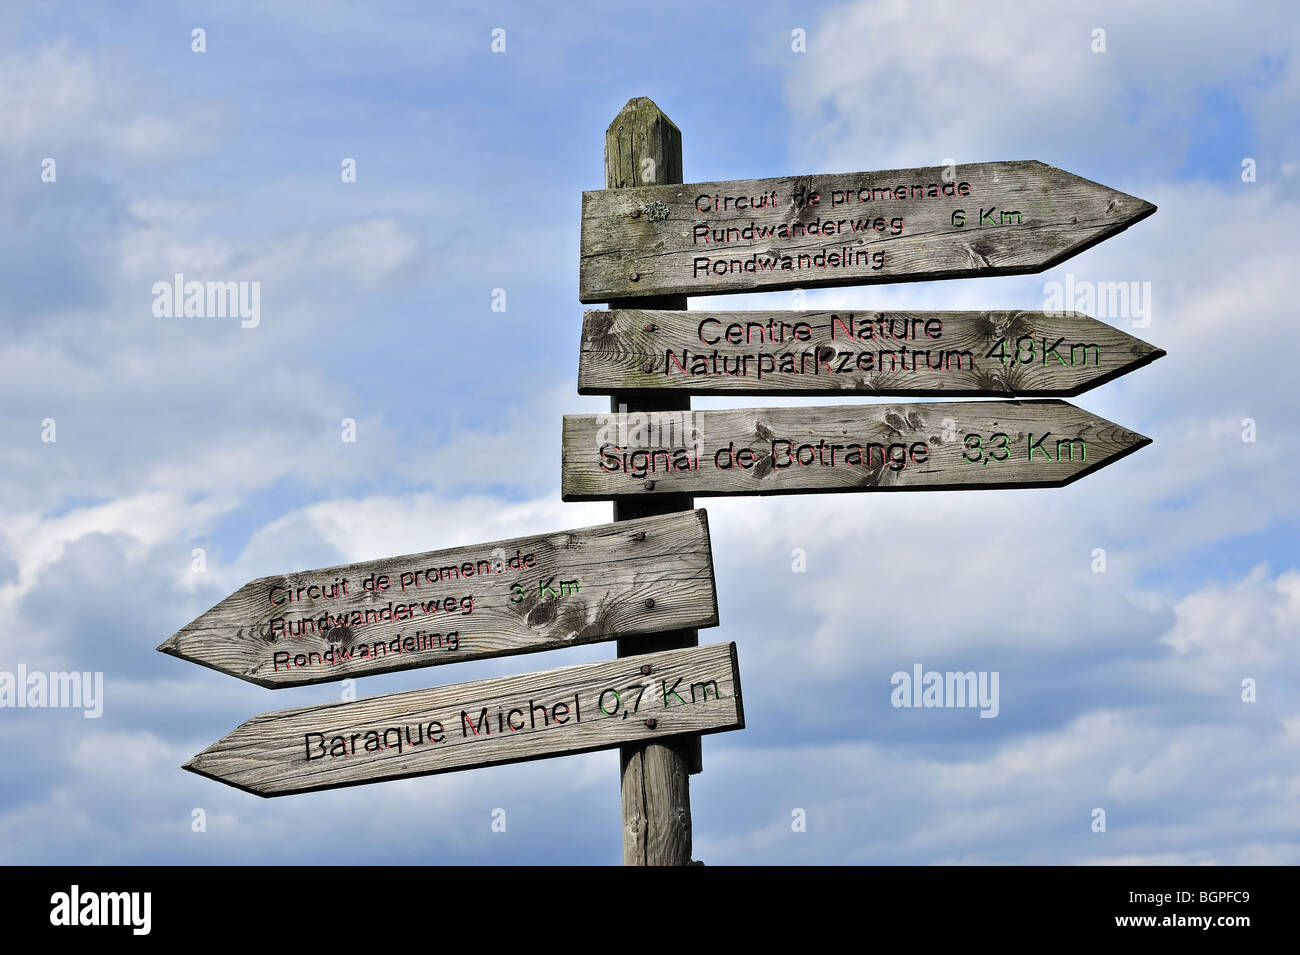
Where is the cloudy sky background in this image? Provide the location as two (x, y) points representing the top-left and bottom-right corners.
(2, 0), (1297, 864)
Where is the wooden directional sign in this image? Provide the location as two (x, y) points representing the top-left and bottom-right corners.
(185, 642), (744, 797)
(561, 400), (1149, 500)
(578, 161), (1155, 301)
(579, 309), (1164, 397)
(159, 510), (718, 688)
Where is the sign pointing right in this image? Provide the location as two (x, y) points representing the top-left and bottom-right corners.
(579, 160), (1155, 301)
(579, 309), (1164, 397)
(562, 400), (1150, 500)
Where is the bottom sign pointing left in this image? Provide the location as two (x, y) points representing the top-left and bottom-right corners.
(186, 642), (744, 797)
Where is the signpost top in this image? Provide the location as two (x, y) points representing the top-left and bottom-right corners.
(605, 97), (682, 191)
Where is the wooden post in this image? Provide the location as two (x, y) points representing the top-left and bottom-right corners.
(603, 97), (699, 866)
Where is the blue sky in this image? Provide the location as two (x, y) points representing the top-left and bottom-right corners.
(1, 0), (1298, 864)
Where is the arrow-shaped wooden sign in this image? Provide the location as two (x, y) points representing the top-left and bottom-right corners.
(578, 309), (1164, 397)
(561, 400), (1149, 500)
(159, 510), (718, 688)
(578, 161), (1155, 301)
(185, 642), (744, 797)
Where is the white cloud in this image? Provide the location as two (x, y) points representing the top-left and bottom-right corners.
(788, 0), (1300, 174)
(0, 40), (226, 162)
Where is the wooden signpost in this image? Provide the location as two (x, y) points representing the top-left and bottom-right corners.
(186, 642), (743, 797)
(561, 400), (1149, 500)
(579, 309), (1164, 397)
(169, 95), (1159, 867)
(579, 160), (1155, 301)
(600, 100), (703, 867)
(163, 508), (737, 809)
(159, 510), (718, 687)
(568, 98), (1156, 864)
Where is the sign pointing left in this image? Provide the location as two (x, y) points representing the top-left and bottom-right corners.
(185, 642), (744, 797)
(159, 510), (718, 688)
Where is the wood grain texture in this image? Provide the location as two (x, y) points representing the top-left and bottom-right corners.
(159, 509), (718, 688)
(562, 400), (1149, 500)
(578, 160), (1155, 301)
(603, 96), (701, 864)
(578, 309), (1164, 397)
(185, 642), (744, 797)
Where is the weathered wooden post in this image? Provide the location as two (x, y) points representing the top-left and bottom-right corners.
(173, 92), (1156, 868)
(602, 97), (699, 866)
